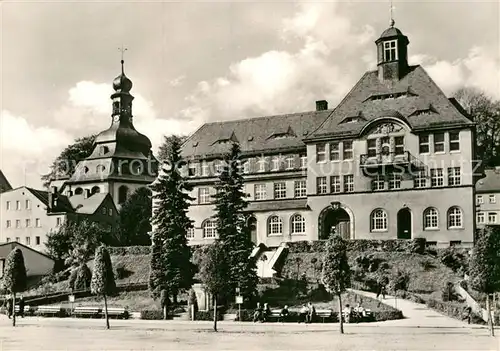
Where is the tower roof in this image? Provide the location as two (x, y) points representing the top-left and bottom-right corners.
(376, 25), (409, 44)
(112, 60), (133, 93)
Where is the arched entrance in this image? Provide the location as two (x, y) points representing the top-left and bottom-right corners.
(397, 208), (412, 239)
(319, 203), (351, 240)
(247, 216), (257, 245)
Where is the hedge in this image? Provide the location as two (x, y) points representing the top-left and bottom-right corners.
(107, 246), (151, 256)
(195, 309), (225, 321)
(140, 309), (164, 320)
(426, 299), (485, 324)
(286, 239), (426, 254)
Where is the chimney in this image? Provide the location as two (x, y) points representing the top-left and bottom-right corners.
(316, 100), (328, 111)
(84, 189), (91, 199)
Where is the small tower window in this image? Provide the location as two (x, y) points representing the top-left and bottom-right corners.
(112, 100), (120, 114)
(118, 185), (129, 204)
(384, 40), (398, 61)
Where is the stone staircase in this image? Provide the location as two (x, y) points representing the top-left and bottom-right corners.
(253, 243), (289, 278)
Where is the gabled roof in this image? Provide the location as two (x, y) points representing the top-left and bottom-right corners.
(181, 110), (331, 159)
(0, 241), (54, 261)
(476, 168), (500, 194)
(25, 187), (74, 213)
(68, 193), (116, 215)
(0, 170), (12, 193)
(306, 65), (473, 141)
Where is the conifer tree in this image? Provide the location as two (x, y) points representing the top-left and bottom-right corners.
(321, 232), (351, 334)
(150, 135), (195, 305)
(212, 143), (257, 303)
(469, 226), (500, 336)
(91, 245), (116, 329)
(2, 248), (27, 327)
(74, 263), (92, 291)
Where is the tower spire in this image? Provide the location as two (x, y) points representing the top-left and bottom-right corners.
(390, 0), (395, 27)
(118, 45), (127, 74)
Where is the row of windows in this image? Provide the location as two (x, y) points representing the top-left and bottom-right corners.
(5, 236), (41, 246)
(316, 175), (354, 194)
(477, 195), (496, 205)
(316, 140), (354, 162)
(187, 154), (308, 177)
(5, 200), (31, 211)
(419, 132), (460, 154)
(5, 218), (45, 229)
(477, 212), (498, 224)
(370, 207), (463, 232)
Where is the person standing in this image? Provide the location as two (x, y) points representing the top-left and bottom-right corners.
(307, 302), (316, 324)
(18, 296), (25, 318)
(6, 298), (13, 319)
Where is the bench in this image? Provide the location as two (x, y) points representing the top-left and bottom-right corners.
(14, 305), (31, 316)
(343, 309), (374, 323)
(105, 307), (129, 320)
(315, 309), (333, 323)
(73, 306), (102, 318)
(36, 305), (63, 317)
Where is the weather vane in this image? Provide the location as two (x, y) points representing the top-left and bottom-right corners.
(118, 45), (128, 61)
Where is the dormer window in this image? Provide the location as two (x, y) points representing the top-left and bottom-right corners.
(384, 40), (398, 61)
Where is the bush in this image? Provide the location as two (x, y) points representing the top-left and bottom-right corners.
(195, 309), (224, 321)
(425, 299), (477, 322)
(408, 238), (426, 254)
(373, 310), (404, 321)
(420, 259), (436, 271)
(441, 281), (459, 302)
(390, 270), (410, 292)
(438, 247), (469, 273)
(140, 309), (164, 320)
(107, 246), (151, 256)
(113, 263), (131, 280)
(395, 290), (426, 304)
(287, 239), (428, 254)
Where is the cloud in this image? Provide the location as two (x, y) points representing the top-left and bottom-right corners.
(181, 2), (375, 123)
(0, 110), (73, 188)
(169, 75), (186, 87)
(410, 47), (500, 99)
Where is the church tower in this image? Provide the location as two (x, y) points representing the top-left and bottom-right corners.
(375, 19), (410, 82)
(63, 59), (158, 209)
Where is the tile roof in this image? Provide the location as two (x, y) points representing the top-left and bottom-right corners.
(26, 187), (74, 213)
(246, 199), (309, 212)
(181, 110), (331, 159)
(0, 170), (12, 193)
(476, 168), (500, 193)
(306, 66), (473, 141)
(68, 193), (113, 215)
(0, 241), (55, 261)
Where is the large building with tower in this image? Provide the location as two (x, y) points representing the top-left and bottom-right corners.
(166, 21), (478, 251)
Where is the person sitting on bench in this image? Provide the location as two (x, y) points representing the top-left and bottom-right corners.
(279, 305), (289, 322)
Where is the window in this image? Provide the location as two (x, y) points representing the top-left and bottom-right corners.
(372, 176), (385, 191)
(254, 184), (267, 201)
(477, 212), (485, 224)
(290, 214), (306, 235)
(25, 200), (31, 210)
(16, 201), (21, 210)
(108, 208), (113, 216)
(214, 161), (224, 175)
(6, 237), (10, 242)
(447, 207), (463, 229)
(448, 167), (461, 186)
(25, 219), (31, 228)
(487, 212), (497, 224)
(330, 142), (340, 161)
(316, 177), (327, 194)
(25, 237), (30, 245)
(258, 158), (266, 172)
(449, 132), (460, 152)
(271, 157), (281, 171)
(477, 195), (484, 204)
(383, 40), (397, 61)
(294, 180), (307, 198)
(202, 220), (217, 239)
(201, 162), (209, 176)
(15, 237), (20, 242)
(419, 135), (430, 154)
(6, 220), (11, 228)
(101, 207), (107, 215)
(343, 140), (353, 160)
(188, 163), (197, 177)
(15, 220), (21, 229)
(199, 188), (211, 204)
(414, 171), (427, 188)
(430, 169), (444, 187)
(274, 182), (287, 199)
(186, 228), (195, 239)
(35, 236), (40, 245)
(489, 195), (496, 204)
(371, 209), (388, 231)
(388, 173), (402, 190)
(367, 139), (377, 157)
(343, 175), (354, 193)
(267, 216), (283, 236)
(424, 208), (439, 230)
(330, 176), (341, 194)
(300, 154), (307, 169)
(35, 218), (41, 227)
(434, 133), (445, 153)
(6, 201), (10, 210)
(395, 136), (404, 155)
(450, 240), (462, 247)
(316, 143), (327, 162)
(286, 157), (294, 170)
(118, 186), (128, 204)
(56, 217), (62, 227)
(489, 212), (497, 224)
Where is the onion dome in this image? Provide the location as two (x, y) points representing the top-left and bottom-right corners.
(112, 60), (133, 93)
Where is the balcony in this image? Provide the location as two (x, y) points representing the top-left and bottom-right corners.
(359, 151), (426, 176)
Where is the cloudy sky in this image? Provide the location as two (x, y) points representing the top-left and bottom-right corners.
(0, 0), (499, 189)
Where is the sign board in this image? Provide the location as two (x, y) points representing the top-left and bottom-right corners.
(235, 296), (243, 304)
(235, 287), (240, 294)
(68, 295), (75, 302)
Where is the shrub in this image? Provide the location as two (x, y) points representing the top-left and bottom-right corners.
(408, 238), (426, 254)
(195, 309), (224, 321)
(425, 299), (481, 322)
(373, 310), (404, 321)
(114, 263), (131, 280)
(140, 309), (164, 320)
(441, 281), (459, 302)
(438, 247), (469, 273)
(107, 246), (151, 256)
(390, 270), (410, 292)
(420, 259), (436, 271)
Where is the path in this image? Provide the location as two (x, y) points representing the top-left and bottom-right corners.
(351, 289), (477, 328)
